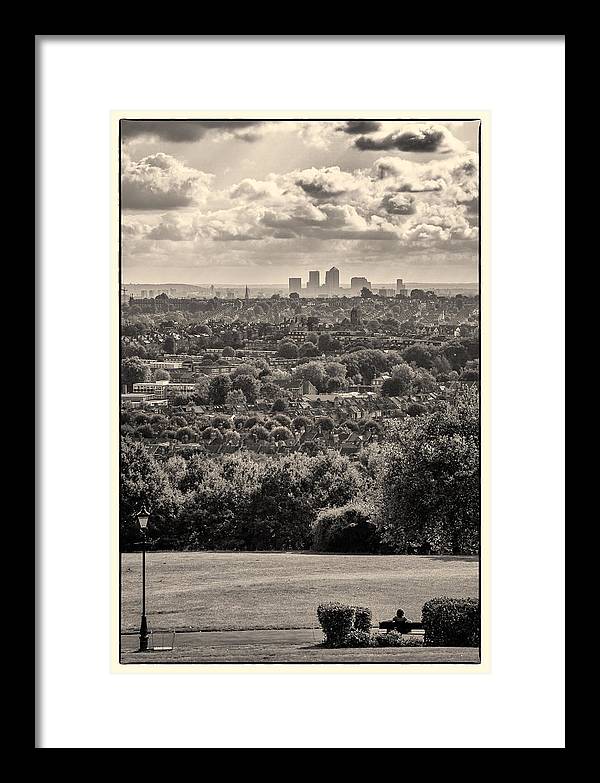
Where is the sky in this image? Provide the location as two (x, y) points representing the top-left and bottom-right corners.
(121, 119), (480, 287)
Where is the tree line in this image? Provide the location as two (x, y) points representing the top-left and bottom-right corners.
(120, 388), (480, 555)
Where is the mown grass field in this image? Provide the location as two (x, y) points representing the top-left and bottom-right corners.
(120, 551), (479, 633)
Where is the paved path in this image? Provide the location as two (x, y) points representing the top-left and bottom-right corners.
(122, 628), (325, 650)
(119, 628), (478, 664)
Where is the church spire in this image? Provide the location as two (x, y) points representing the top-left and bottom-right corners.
(244, 285), (249, 301)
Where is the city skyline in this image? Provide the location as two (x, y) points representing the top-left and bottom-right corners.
(121, 119), (480, 286)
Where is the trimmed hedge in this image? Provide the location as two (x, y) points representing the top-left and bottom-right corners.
(317, 603), (373, 647)
(375, 631), (423, 648)
(352, 606), (372, 633)
(317, 603), (356, 647)
(421, 597), (480, 647)
(339, 630), (374, 648)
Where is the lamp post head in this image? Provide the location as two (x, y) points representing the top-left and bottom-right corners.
(138, 509), (150, 530)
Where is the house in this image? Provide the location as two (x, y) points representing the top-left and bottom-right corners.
(271, 378), (318, 399)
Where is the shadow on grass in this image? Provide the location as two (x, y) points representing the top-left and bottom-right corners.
(295, 551), (478, 561)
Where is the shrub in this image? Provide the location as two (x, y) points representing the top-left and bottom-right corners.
(312, 503), (380, 553)
(339, 630), (374, 648)
(375, 631), (423, 648)
(352, 606), (372, 633)
(421, 597), (480, 647)
(317, 603), (356, 648)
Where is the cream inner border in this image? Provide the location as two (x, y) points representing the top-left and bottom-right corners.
(110, 110), (491, 675)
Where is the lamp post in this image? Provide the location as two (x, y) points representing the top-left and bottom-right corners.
(138, 509), (150, 652)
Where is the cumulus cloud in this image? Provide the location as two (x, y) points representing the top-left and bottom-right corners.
(373, 153), (478, 200)
(354, 123), (466, 154)
(122, 153), (214, 210)
(121, 120), (266, 144)
(293, 166), (364, 199)
(123, 149), (478, 248)
(381, 193), (416, 215)
(121, 119), (341, 149)
(398, 201), (479, 242)
(339, 120), (382, 135)
(229, 178), (284, 201)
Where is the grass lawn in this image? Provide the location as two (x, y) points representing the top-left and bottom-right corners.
(120, 551), (479, 633)
(120, 644), (480, 665)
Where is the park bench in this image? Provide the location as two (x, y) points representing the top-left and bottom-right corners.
(378, 619), (423, 634)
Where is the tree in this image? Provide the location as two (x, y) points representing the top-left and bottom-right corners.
(360, 287), (373, 298)
(232, 373), (261, 404)
(299, 342), (320, 358)
(211, 414), (232, 430)
(121, 357), (151, 390)
(251, 424), (270, 442)
(231, 363), (261, 379)
(208, 375), (232, 405)
(461, 368), (479, 382)
(294, 361), (327, 392)
(193, 376), (211, 404)
(402, 343), (434, 369)
(163, 455), (187, 490)
(261, 382), (287, 401)
(176, 426), (196, 443)
(313, 502), (380, 553)
(406, 402), (428, 417)
(383, 363), (414, 396)
(202, 427), (223, 443)
(411, 367), (437, 392)
(226, 389), (247, 407)
(163, 336), (176, 354)
(376, 389), (479, 555)
(381, 377), (406, 397)
(317, 334), (333, 353)
(119, 438), (180, 548)
(339, 349), (388, 384)
(270, 426), (294, 442)
(171, 393), (194, 407)
(154, 369), (171, 382)
(292, 416), (312, 431)
(326, 377), (345, 392)
(272, 413), (292, 428)
(277, 341), (299, 359)
(222, 346), (235, 357)
(317, 416), (335, 432)
(271, 398), (288, 412)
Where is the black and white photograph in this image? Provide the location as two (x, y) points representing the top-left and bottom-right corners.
(37, 35), (564, 749)
(119, 117), (482, 664)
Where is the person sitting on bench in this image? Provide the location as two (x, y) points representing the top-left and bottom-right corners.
(391, 609), (411, 633)
(380, 608), (412, 634)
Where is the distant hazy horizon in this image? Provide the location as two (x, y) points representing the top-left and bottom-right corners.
(122, 277), (479, 289)
(122, 118), (479, 287)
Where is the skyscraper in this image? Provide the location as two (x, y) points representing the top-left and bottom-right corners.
(308, 270), (320, 293)
(396, 278), (407, 297)
(289, 277), (302, 295)
(325, 266), (340, 294)
(351, 277), (371, 294)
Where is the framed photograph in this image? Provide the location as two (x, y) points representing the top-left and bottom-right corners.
(115, 113), (487, 668)
(38, 36), (564, 749)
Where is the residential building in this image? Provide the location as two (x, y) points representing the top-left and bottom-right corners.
(132, 380), (197, 398)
